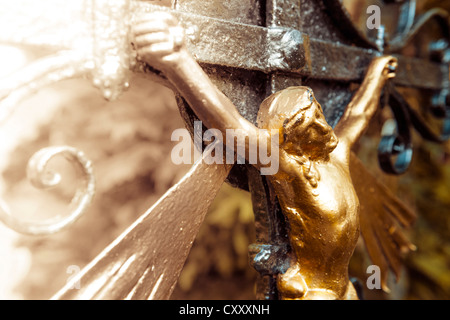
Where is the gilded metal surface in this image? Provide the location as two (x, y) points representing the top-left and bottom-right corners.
(350, 154), (416, 292)
(53, 151), (232, 300)
(132, 12), (407, 299)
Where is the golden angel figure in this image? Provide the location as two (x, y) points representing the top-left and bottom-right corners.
(131, 12), (416, 300)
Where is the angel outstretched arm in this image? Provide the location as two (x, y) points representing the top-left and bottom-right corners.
(132, 12), (269, 162)
(334, 56), (397, 150)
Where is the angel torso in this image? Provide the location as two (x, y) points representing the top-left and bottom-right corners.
(269, 149), (360, 299)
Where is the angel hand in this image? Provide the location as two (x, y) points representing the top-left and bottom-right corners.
(132, 12), (186, 71)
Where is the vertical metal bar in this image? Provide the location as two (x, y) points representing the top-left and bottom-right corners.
(266, 0), (303, 93)
(249, 0), (303, 300)
(266, 0), (301, 29)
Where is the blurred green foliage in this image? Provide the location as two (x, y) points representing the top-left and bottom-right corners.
(401, 141), (450, 299)
(172, 183), (257, 299)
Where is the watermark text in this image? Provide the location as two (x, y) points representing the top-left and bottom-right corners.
(171, 121), (279, 175)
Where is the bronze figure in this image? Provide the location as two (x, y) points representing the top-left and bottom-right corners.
(132, 12), (412, 300)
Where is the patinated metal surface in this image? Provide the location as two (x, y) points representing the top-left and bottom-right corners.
(136, 2), (448, 90)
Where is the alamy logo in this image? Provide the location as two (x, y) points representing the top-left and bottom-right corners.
(66, 265), (81, 290)
(367, 5), (381, 30)
(171, 121), (280, 175)
(366, 265), (381, 290)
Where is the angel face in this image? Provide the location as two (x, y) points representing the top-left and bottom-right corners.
(284, 101), (338, 161)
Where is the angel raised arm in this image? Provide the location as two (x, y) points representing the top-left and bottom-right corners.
(132, 12), (411, 300)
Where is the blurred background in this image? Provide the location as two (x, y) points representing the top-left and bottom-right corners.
(0, 0), (449, 300)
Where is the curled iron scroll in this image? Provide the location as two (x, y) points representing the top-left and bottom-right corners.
(378, 84), (450, 174)
(0, 52), (98, 235)
(378, 84), (413, 175)
(0, 146), (95, 235)
(0, 0), (133, 234)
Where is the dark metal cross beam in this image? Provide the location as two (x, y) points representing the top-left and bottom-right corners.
(173, 9), (445, 89)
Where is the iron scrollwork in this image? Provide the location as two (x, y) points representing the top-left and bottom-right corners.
(325, 0), (450, 174)
(379, 82), (450, 174)
(0, 146), (95, 235)
(0, 0), (133, 234)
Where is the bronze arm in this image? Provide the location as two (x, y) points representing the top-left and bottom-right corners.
(334, 56), (397, 151)
(133, 13), (269, 165)
(165, 50), (267, 143)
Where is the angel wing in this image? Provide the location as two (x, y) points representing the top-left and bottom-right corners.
(52, 152), (232, 300)
(350, 152), (416, 292)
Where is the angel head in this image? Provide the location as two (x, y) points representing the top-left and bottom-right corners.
(257, 86), (338, 162)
